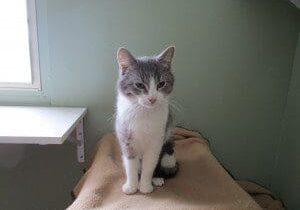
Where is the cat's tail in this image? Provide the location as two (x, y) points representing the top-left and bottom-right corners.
(154, 141), (179, 179)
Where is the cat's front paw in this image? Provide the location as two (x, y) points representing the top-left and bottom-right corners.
(122, 182), (138, 194)
(139, 183), (154, 194)
(152, 177), (165, 187)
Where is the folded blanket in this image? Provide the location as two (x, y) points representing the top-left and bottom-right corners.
(236, 181), (284, 210)
(67, 127), (264, 210)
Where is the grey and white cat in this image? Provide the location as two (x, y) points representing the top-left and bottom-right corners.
(115, 46), (178, 194)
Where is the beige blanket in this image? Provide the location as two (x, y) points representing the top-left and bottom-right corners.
(67, 128), (281, 210)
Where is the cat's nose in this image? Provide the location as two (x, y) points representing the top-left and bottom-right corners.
(148, 97), (157, 104)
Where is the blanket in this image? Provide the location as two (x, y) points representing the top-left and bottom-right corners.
(67, 127), (281, 210)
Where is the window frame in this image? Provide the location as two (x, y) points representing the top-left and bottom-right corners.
(0, 0), (41, 90)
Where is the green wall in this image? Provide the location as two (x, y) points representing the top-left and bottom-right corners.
(0, 0), (299, 209)
(271, 34), (300, 210)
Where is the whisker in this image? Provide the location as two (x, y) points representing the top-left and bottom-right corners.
(171, 99), (185, 110)
(169, 101), (181, 112)
(107, 112), (116, 123)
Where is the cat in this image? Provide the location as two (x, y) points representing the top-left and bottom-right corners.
(115, 46), (178, 194)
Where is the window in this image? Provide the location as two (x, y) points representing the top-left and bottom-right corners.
(0, 0), (40, 90)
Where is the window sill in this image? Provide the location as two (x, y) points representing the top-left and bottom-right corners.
(0, 88), (49, 105)
(0, 84), (41, 91)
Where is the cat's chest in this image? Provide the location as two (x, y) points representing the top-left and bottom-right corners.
(129, 107), (168, 154)
(130, 108), (168, 136)
(119, 103), (168, 138)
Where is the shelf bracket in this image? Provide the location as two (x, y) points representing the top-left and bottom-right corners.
(75, 119), (85, 163)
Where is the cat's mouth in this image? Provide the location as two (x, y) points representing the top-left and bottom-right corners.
(139, 101), (157, 109)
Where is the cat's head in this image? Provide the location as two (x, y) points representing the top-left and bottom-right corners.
(117, 46), (175, 108)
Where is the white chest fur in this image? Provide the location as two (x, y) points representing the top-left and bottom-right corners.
(117, 94), (169, 155)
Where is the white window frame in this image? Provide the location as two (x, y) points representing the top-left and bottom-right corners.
(0, 0), (41, 90)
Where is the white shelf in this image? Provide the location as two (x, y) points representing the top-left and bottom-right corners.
(0, 106), (87, 145)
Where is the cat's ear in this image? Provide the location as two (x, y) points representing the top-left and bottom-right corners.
(157, 46), (175, 67)
(117, 48), (136, 71)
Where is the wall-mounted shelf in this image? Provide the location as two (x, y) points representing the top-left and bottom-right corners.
(0, 106), (87, 162)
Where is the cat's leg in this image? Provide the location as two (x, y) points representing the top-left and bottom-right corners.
(116, 124), (139, 194)
(139, 142), (162, 193)
(122, 156), (139, 194)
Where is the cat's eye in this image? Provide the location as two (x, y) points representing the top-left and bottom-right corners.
(135, 83), (145, 89)
(157, 81), (165, 89)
